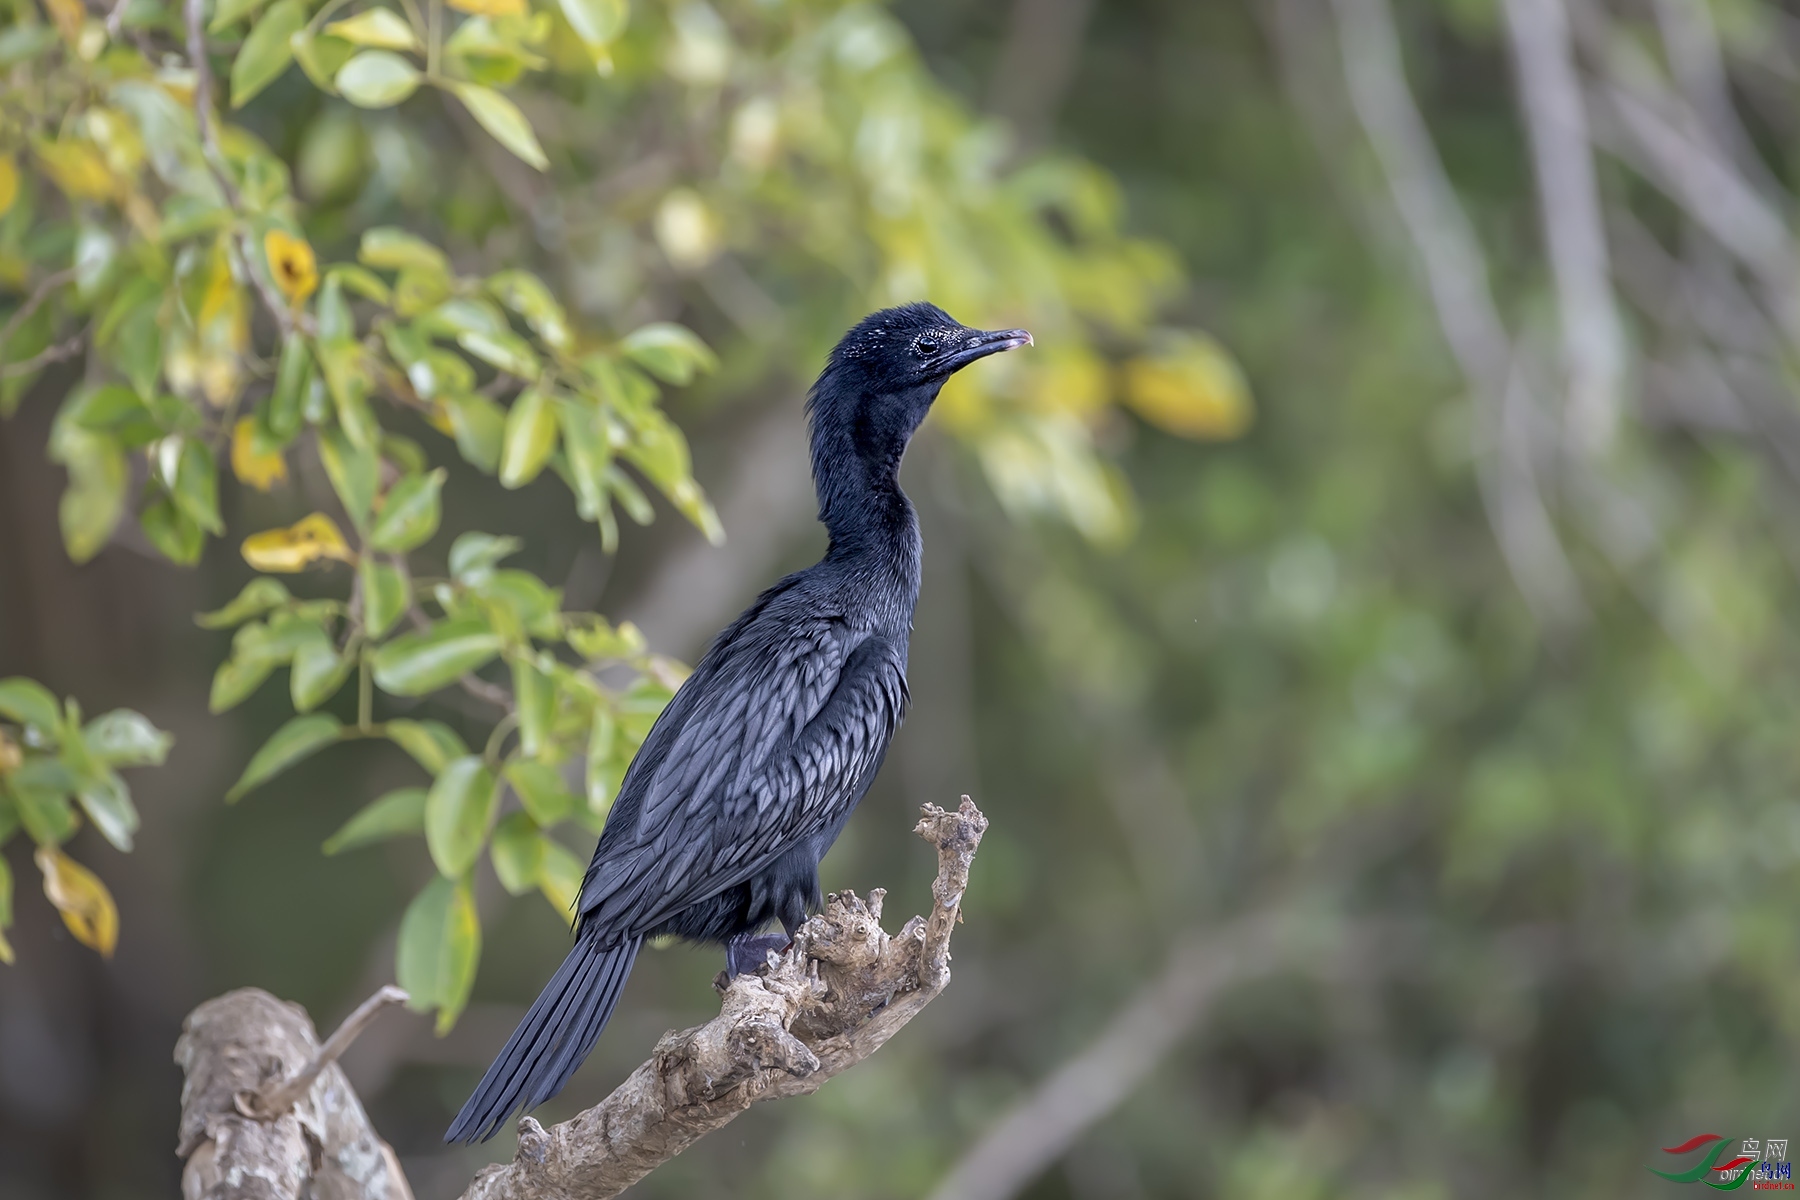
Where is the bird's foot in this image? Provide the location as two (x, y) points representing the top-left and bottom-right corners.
(725, 932), (792, 978)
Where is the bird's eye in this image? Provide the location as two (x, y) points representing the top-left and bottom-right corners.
(917, 338), (939, 356)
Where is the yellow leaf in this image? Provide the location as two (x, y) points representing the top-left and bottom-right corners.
(241, 513), (354, 572)
(0, 926), (13, 965)
(0, 156), (17, 219)
(1120, 333), (1254, 441)
(448, 0), (525, 15)
(231, 418), (289, 491)
(35, 846), (119, 959)
(264, 229), (319, 304)
(196, 244), (249, 405)
(39, 0), (84, 43)
(33, 139), (114, 200)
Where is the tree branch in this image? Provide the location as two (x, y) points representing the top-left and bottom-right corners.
(172, 800), (990, 1200)
(0, 266), (79, 362)
(927, 912), (1302, 1200)
(458, 799), (987, 1200)
(174, 988), (414, 1200)
(1501, 0), (1625, 453)
(1328, 0), (1586, 629)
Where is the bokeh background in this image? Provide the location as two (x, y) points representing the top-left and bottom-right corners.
(4, 0), (1798, 1196)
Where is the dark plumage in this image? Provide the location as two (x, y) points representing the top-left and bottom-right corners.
(445, 303), (1031, 1143)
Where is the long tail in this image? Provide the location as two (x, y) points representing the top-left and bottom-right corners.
(444, 933), (643, 1143)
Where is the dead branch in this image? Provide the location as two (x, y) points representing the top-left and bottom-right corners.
(458, 798), (987, 1200)
(174, 988), (414, 1200)
(172, 800), (989, 1200)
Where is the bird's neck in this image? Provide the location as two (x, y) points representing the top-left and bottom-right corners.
(810, 389), (928, 587)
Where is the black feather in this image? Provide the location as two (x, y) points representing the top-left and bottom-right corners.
(444, 304), (1029, 1142)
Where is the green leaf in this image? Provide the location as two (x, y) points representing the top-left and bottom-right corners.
(227, 714), (343, 801)
(198, 578), (291, 629)
(335, 50), (422, 108)
(82, 710), (171, 767)
(323, 786), (426, 854)
(441, 392), (505, 473)
(503, 759), (578, 826)
(556, 0), (626, 46)
(384, 718), (468, 774)
(554, 395), (612, 521)
(449, 82), (549, 171)
(327, 263), (393, 305)
(368, 469), (445, 553)
(290, 631), (352, 711)
(317, 274), (354, 342)
(450, 533), (523, 583)
(425, 756), (498, 878)
(474, 571), (562, 639)
(421, 297), (507, 339)
(232, 0), (307, 108)
(623, 411), (722, 545)
(318, 426), (379, 529)
(325, 7), (420, 50)
(620, 323), (718, 386)
(566, 616), (645, 661)
(0, 679), (63, 732)
(172, 438), (224, 535)
(73, 769), (137, 852)
(359, 227), (453, 275)
(50, 425), (128, 564)
(210, 654), (276, 713)
(585, 704), (623, 820)
(488, 270), (569, 349)
(7, 765), (78, 845)
(538, 838), (583, 919)
(139, 495), (206, 565)
(359, 559), (410, 638)
(291, 29), (356, 91)
(267, 332), (312, 440)
(511, 660), (554, 757)
(459, 329), (542, 380)
(319, 339), (378, 451)
(396, 875), (480, 1031)
(394, 267), (452, 317)
(67, 384), (148, 431)
(210, 0), (271, 31)
(371, 619), (503, 695)
(489, 812), (544, 894)
(499, 386), (557, 488)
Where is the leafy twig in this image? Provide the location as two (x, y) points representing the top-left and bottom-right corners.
(0, 266), (80, 362)
(180, 0), (316, 340)
(1, 334), (86, 379)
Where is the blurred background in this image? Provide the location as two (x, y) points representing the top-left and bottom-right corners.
(5, 0), (1799, 1195)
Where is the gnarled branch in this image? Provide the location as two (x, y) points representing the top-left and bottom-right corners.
(172, 799), (989, 1200)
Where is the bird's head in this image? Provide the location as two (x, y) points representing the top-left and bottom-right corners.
(809, 303), (1031, 470)
(822, 302), (1033, 394)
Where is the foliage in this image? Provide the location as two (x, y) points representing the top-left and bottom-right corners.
(0, 0), (1242, 1032)
(0, 677), (168, 961)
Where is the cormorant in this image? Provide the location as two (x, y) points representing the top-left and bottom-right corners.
(445, 303), (1031, 1142)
